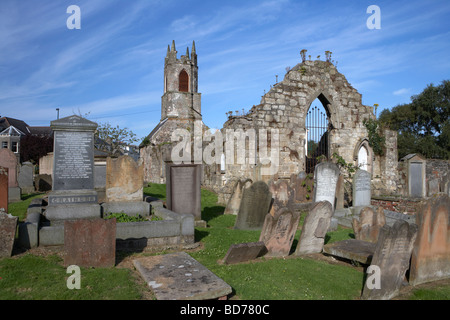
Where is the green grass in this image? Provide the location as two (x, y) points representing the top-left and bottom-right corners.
(7, 193), (45, 222)
(1, 185), (449, 300)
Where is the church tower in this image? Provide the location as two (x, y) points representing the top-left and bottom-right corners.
(161, 40), (201, 120)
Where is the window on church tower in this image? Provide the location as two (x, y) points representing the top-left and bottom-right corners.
(179, 70), (189, 92)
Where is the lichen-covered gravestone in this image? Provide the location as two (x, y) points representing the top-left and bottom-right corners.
(106, 155), (144, 202)
(0, 210), (18, 258)
(361, 220), (418, 300)
(234, 181), (272, 230)
(0, 166), (8, 212)
(260, 207), (300, 257)
(295, 200), (333, 255)
(409, 194), (450, 285)
(352, 206), (386, 243)
(224, 179), (252, 215)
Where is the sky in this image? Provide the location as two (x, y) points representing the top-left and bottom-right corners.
(1, 0), (449, 142)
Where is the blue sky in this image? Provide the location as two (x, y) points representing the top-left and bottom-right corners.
(1, 0), (449, 141)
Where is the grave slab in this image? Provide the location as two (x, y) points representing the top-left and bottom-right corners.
(133, 252), (232, 300)
(221, 241), (267, 265)
(322, 239), (376, 265)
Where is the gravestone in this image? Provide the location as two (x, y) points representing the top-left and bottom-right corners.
(106, 155), (144, 202)
(166, 163), (202, 221)
(353, 169), (372, 207)
(224, 179), (252, 215)
(234, 181), (272, 230)
(45, 115), (101, 222)
(268, 179), (295, 215)
(427, 178), (440, 196)
(335, 174), (345, 209)
(323, 239), (376, 265)
(295, 200), (333, 255)
(133, 252), (232, 300)
(259, 207), (300, 257)
(409, 194), (450, 286)
(0, 167), (8, 212)
(352, 206), (386, 243)
(0, 210), (18, 258)
(0, 148), (21, 202)
(18, 162), (34, 194)
(290, 171), (313, 202)
(313, 162), (340, 210)
(64, 218), (116, 268)
(221, 241), (267, 265)
(361, 220), (418, 300)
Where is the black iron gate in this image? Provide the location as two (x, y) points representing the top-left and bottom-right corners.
(305, 105), (329, 173)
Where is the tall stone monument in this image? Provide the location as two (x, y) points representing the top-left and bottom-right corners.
(45, 115), (101, 222)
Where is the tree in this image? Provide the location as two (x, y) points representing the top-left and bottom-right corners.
(379, 80), (450, 159)
(95, 122), (139, 157)
(20, 134), (53, 164)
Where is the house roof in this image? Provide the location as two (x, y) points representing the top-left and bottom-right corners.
(0, 117), (30, 134)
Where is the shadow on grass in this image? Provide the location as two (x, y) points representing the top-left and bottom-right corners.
(202, 206), (225, 223)
(195, 229), (210, 242)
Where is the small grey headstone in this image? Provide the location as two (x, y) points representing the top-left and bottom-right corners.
(353, 169), (372, 207)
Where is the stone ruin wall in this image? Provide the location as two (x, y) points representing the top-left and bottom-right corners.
(206, 60), (398, 204)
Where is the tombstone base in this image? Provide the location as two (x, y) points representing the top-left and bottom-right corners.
(45, 203), (101, 223)
(8, 187), (21, 203)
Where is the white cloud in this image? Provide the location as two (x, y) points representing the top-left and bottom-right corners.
(393, 88), (411, 96)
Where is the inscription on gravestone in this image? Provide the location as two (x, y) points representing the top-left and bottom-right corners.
(54, 131), (94, 190)
(353, 170), (372, 207)
(166, 163), (202, 220)
(314, 162), (340, 210)
(234, 181), (272, 230)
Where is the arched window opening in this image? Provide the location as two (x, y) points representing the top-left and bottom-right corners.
(179, 70), (189, 92)
(358, 145), (368, 171)
(305, 96), (330, 173)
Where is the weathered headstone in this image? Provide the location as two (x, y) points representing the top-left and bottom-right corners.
(353, 169), (372, 207)
(290, 171), (313, 202)
(45, 115), (101, 222)
(361, 220), (418, 300)
(352, 206), (386, 243)
(313, 162), (340, 210)
(335, 174), (345, 209)
(323, 239), (376, 265)
(64, 218), (116, 268)
(0, 148), (21, 202)
(0, 210), (18, 258)
(259, 207), (300, 257)
(106, 155), (144, 202)
(427, 178), (440, 196)
(409, 194), (450, 286)
(268, 179), (295, 216)
(166, 163), (202, 220)
(234, 181), (272, 230)
(18, 162), (34, 194)
(221, 241), (267, 265)
(224, 179), (252, 215)
(295, 200), (333, 255)
(133, 252), (232, 300)
(0, 167), (8, 212)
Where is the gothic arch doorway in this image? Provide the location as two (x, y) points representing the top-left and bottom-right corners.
(305, 94), (331, 173)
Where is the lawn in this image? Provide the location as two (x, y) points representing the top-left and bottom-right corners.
(1, 184), (449, 300)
